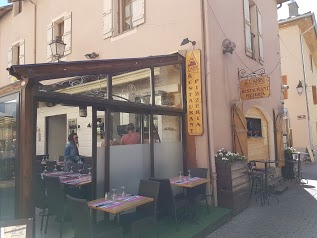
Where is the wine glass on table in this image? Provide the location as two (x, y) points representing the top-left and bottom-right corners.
(179, 171), (182, 181)
(88, 167), (92, 176)
(53, 165), (58, 172)
(43, 166), (48, 174)
(78, 169), (82, 178)
(187, 170), (191, 181)
(70, 166), (74, 173)
(121, 186), (126, 197)
(112, 188), (117, 202)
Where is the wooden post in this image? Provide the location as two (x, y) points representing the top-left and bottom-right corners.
(18, 80), (36, 218)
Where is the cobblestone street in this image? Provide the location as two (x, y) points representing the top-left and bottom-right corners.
(207, 162), (317, 238)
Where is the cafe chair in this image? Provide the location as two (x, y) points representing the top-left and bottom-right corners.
(120, 179), (160, 238)
(33, 173), (48, 232)
(44, 176), (66, 238)
(45, 160), (58, 172)
(187, 168), (209, 214)
(66, 195), (122, 238)
(149, 178), (186, 223)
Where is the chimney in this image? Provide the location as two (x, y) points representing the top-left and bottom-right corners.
(288, 1), (299, 18)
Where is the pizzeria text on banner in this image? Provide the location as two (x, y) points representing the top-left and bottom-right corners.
(240, 75), (270, 100)
(186, 50), (203, 136)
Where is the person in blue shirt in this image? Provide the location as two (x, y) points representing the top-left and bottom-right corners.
(64, 133), (84, 171)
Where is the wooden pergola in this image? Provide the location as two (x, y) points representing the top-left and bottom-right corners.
(3, 53), (189, 219)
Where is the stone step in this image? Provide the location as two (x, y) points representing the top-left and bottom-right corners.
(273, 184), (288, 194)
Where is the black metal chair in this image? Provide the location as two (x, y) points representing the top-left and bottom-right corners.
(45, 160), (58, 172)
(149, 178), (185, 223)
(187, 168), (209, 214)
(66, 195), (122, 238)
(44, 176), (66, 238)
(120, 179), (160, 238)
(33, 173), (48, 232)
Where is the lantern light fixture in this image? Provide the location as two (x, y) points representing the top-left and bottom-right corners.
(49, 36), (66, 62)
(296, 80), (304, 96)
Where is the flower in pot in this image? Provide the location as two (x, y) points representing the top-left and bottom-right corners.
(284, 147), (296, 160)
(215, 148), (246, 163)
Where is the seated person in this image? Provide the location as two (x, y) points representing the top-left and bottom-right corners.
(64, 133), (84, 171)
(120, 123), (141, 145)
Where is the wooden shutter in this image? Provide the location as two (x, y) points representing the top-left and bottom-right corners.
(8, 47), (12, 79)
(103, 0), (113, 39)
(132, 0), (145, 27)
(282, 75), (288, 99)
(274, 111), (285, 168)
(243, 0), (252, 57)
(232, 104), (248, 157)
(63, 12), (72, 55)
(19, 39), (25, 65)
(312, 85), (317, 105)
(47, 23), (53, 62)
(257, 7), (264, 63)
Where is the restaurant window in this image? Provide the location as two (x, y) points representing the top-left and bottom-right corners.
(119, 0), (132, 33)
(0, 93), (19, 221)
(154, 65), (182, 109)
(109, 112), (150, 195)
(112, 69), (151, 104)
(244, 0), (263, 63)
(154, 115), (182, 180)
(8, 40), (25, 75)
(13, 0), (22, 16)
(103, 0), (145, 38)
(47, 12), (72, 62)
(246, 117), (262, 137)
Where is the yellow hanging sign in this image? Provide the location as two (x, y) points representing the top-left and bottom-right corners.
(186, 50), (203, 136)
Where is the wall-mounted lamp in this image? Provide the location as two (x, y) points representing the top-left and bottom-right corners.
(222, 39), (236, 54)
(85, 52), (99, 59)
(79, 106), (87, 117)
(296, 80), (303, 95)
(49, 36), (66, 62)
(180, 38), (196, 46)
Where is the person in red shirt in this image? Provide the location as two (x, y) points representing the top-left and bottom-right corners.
(120, 123), (141, 145)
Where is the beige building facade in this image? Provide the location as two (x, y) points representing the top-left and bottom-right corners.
(0, 0), (286, 215)
(279, 10), (317, 153)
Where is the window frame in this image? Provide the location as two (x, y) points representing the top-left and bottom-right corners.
(246, 117), (263, 138)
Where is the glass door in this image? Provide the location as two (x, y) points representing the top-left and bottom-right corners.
(0, 93), (19, 221)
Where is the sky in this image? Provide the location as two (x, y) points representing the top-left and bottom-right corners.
(278, 0), (317, 19)
(0, 0), (7, 7)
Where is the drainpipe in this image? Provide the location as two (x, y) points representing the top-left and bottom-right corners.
(29, 0), (37, 63)
(201, 0), (218, 207)
(300, 24), (315, 150)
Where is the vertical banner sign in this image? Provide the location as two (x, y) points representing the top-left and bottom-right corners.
(186, 50), (203, 135)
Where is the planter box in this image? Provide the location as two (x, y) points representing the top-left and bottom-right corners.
(216, 161), (249, 215)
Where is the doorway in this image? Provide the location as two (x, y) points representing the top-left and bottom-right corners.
(46, 114), (67, 160)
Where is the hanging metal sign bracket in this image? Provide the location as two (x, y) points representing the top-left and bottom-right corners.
(238, 68), (266, 80)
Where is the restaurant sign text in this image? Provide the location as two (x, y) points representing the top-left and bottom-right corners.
(239, 75), (270, 100)
(186, 50), (203, 136)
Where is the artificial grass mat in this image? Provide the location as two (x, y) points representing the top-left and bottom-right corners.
(140, 206), (231, 238)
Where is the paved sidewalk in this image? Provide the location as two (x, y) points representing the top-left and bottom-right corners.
(207, 162), (317, 238)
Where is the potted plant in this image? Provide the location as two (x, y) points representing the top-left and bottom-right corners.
(284, 147), (296, 160)
(215, 148), (249, 215)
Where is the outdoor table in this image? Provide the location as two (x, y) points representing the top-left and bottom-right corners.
(253, 160), (278, 204)
(88, 195), (154, 223)
(170, 176), (210, 223)
(170, 176), (209, 188)
(44, 172), (92, 187)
